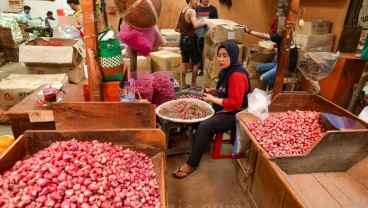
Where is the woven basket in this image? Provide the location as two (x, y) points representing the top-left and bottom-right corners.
(113, 0), (161, 29)
(156, 99), (214, 124)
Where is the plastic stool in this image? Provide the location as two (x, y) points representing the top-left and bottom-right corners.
(212, 129), (244, 159)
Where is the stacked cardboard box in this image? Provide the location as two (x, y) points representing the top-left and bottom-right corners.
(20, 38), (86, 84)
(0, 74), (69, 108)
(123, 56), (152, 79)
(150, 50), (183, 87)
(203, 19), (245, 87)
(160, 29), (180, 47)
(293, 21), (334, 58)
(246, 46), (276, 91)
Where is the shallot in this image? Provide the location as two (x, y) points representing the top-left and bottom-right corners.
(0, 139), (161, 207)
(246, 110), (325, 157)
(159, 100), (212, 120)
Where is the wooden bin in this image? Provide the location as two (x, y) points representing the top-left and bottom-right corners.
(237, 93), (368, 208)
(0, 129), (168, 207)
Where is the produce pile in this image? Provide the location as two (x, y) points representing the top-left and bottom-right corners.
(0, 140), (160, 208)
(159, 100), (212, 120)
(246, 110), (325, 157)
(0, 14), (26, 23)
(152, 72), (174, 106)
(130, 72), (154, 102)
(178, 94), (202, 100)
(42, 42), (64, 47)
(0, 17), (23, 42)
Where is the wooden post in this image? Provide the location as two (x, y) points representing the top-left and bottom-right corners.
(130, 49), (138, 73)
(272, 0), (300, 98)
(82, 0), (102, 101)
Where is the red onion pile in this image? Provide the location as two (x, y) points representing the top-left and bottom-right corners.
(246, 110), (325, 157)
(152, 72), (174, 106)
(159, 101), (212, 120)
(178, 94), (202, 100)
(0, 139), (160, 208)
(129, 72), (154, 102)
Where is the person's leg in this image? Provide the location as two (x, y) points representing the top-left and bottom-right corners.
(189, 37), (202, 88)
(260, 64), (277, 87)
(192, 63), (199, 87)
(172, 112), (236, 178)
(180, 37), (190, 88)
(256, 62), (277, 74)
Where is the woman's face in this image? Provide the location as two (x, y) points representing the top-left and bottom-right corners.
(217, 48), (231, 69)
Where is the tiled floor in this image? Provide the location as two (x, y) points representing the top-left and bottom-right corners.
(0, 62), (251, 207)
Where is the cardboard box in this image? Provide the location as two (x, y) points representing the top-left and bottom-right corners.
(249, 50), (276, 64)
(0, 74), (68, 108)
(26, 59), (85, 84)
(150, 50), (182, 73)
(203, 70), (217, 88)
(293, 33), (334, 51)
(258, 40), (276, 50)
(53, 16), (79, 38)
(294, 21), (331, 35)
(204, 42), (243, 62)
(160, 29), (180, 47)
(298, 45), (333, 60)
(19, 38), (86, 67)
(159, 47), (181, 55)
(123, 56), (152, 76)
(204, 58), (219, 79)
(205, 19), (244, 44)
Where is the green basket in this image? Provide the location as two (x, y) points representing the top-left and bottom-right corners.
(98, 28), (124, 82)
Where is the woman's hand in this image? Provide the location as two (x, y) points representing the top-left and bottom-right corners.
(202, 92), (215, 103)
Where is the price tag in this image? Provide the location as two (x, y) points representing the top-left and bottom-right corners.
(228, 32), (235, 39)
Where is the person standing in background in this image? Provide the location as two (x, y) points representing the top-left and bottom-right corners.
(45, 11), (55, 27)
(196, 0), (218, 76)
(20, 5), (32, 21)
(67, 0), (84, 38)
(176, 0), (207, 89)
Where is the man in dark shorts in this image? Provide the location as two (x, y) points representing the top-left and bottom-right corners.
(176, 0), (207, 89)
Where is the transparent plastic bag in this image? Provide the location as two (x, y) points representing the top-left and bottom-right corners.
(297, 52), (339, 91)
(232, 113), (251, 155)
(247, 88), (272, 119)
(129, 71), (154, 102)
(58, 25), (81, 39)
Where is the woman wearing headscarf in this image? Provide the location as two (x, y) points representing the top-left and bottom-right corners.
(172, 41), (251, 179)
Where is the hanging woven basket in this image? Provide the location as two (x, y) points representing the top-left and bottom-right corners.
(113, 0), (161, 29)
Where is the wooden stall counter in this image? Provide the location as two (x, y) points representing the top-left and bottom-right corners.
(5, 84), (84, 138)
(237, 93), (368, 208)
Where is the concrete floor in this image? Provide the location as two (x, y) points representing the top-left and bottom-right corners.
(0, 62), (251, 207)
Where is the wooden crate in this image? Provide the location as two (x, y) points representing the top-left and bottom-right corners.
(3, 8), (22, 14)
(237, 93), (368, 208)
(8, 0), (23, 9)
(0, 129), (168, 207)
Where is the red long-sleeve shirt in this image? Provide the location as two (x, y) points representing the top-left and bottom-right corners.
(221, 72), (249, 112)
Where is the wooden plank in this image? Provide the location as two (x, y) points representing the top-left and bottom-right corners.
(325, 172), (368, 207)
(249, 154), (286, 208)
(283, 193), (301, 208)
(288, 174), (342, 208)
(81, 0), (102, 101)
(29, 110), (54, 122)
(52, 102), (156, 130)
(347, 157), (368, 189)
(5, 85), (84, 119)
(312, 173), (358, 208)
(272, 130), (368, 173)
(0, 135), (27, 174)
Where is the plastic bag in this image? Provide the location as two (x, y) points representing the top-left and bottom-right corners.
(58, 26), (81, 39)
(297, 52), (339, 91)
(119, 22), (155, 57)
(129, 71), (154, 102)
(0, 135), (15, 155)
(232, 113), (251, 155)
(152, 71), (175, 106)
(247, 88), (272, 119)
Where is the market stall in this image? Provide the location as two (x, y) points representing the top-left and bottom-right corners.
(237, 93), (368, 207)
